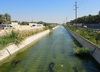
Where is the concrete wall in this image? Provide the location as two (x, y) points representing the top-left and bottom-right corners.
(67, 28), (100, 64)
(0, 30), (50, 61)
(0, 26), (59, 63)
(85, 24), (100, 29)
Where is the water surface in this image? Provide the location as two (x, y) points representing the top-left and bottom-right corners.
(0, 26), (99, 72)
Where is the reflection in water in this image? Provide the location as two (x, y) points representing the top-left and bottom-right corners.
(73, 66), (79, 72)
(11, 60), (21, 67)
(47, 62), (55, 72)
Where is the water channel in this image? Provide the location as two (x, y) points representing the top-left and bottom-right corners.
(0, 26), (99, 72)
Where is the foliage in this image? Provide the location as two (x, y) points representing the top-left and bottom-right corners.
(0, 13), (11, 24)
(72, 40), (82, 47)
(65, 26), (100, 46)
(74, 47), (89, 56)
(70, 14), (100, 24)
(20, 21), (29, 25)
(72, 40), (89, 56)
(0, 31), (19, 49)
(36, 21), (58, 26)
(48, 25), (54, 30)
(0, 28), (47, 49)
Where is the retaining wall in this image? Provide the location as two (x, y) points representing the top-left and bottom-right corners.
(0, 30), (50, 61)
(67, 28), (100, 64)
(0, 26), (59, 63)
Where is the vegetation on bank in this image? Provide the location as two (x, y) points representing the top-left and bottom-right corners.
(65, 25), (100, 47)
(69, 14), (100, 24)
(73, 40), (89, 56)
(0, 25), (57, 49)
(74, 47), (89, 56)
(0, 27), (48, 49)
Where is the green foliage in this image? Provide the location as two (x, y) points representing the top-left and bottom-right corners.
(0, 13), (11, 24)
(0, 31), (20, 49)
(0, 28), (47, 49)
(72, 40), (89, 56)
(20, 21), (29, 25)
(70, 14), (100, 24)
(74, 47), (89, 56)
(48, 25), (54, 30)
(72, 40), (82, 47)
(66, 26), (100, 46)
(36, 21), (58, 26)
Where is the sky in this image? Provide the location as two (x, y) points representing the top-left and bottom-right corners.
(0, 0), (100, 23)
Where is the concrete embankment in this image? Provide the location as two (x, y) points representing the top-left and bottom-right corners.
(66, 28), (100, 64)
(0, 26), (59, 62)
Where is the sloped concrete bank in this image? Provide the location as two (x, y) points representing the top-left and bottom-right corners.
(66, 28), (100, 64)
(0, 26), (59, 63)
(0, 30), (50, 61)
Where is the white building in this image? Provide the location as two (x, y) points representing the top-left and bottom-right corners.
(11, 22), (18, 25)
(29, 23), (36, 26)
(11, 22), (19, 29)
(29, 23), (44, 27)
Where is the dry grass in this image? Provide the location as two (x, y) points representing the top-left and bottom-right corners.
(0, 27), (47, 49)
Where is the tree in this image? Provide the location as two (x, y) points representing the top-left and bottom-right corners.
(0, 14), (6, 24)
(0, 13), (11, 24)
(4, 13), (11, 24)
(20, 21), (29, 25)
(70, 14), (100, 24)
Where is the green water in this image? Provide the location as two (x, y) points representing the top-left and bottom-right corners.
(0, 26), (99, 72)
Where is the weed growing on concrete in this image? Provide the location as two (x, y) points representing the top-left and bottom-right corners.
(72, 40), (89, 56)
(0, 27), (47, 49)
(65, 25), (100, 47)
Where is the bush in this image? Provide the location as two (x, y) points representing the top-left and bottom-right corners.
(74, 47), (89, 56)
(0, 28), (47, 49)
(72, 40), (89, 56)
(65, 25), (100, 46)
(0, 31), (20, 49)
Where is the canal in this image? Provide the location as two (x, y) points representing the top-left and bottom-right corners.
(0, 26), (99, 72)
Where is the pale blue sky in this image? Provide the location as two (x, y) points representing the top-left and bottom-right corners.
(0, 0), (100, 23)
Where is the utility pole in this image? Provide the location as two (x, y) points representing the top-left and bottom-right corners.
(74, 1), (78, 27)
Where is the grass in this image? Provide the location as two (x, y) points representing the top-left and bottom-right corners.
(0, 27), (48, 49)
(65, 25), (100, 47)
(72, 40), (89, 56)
(0, 31), (19, 49)
(74, 47), (89, 56)
(45, 25), (57, 30)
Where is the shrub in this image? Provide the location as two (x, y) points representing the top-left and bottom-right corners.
(74, 47), (89, 56)
(65, 25), (100, 46)
(0, 27), (47, 49)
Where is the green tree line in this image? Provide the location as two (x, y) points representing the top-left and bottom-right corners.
(70, 14), (100, 24)
(0, 13), (11, 24)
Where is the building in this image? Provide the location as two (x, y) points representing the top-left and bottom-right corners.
(11, 21), (19, 29)
(29, 22), (37, 26)
(11, 22), (18, 25)
(29, 22), (44, 27)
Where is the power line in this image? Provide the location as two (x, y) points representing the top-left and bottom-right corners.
(78, 0), (89, 8)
